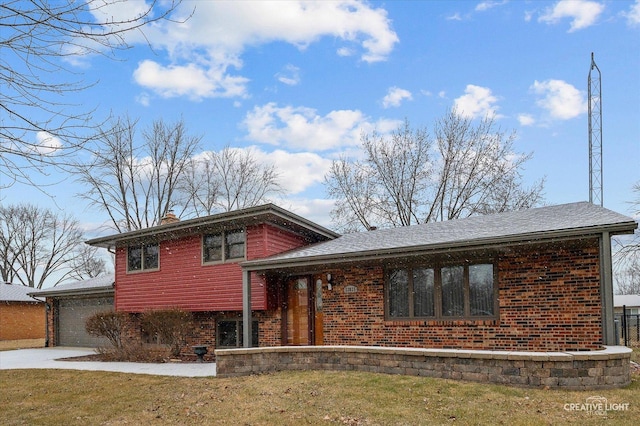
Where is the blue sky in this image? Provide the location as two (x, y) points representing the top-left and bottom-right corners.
(1, 0), (639, 239)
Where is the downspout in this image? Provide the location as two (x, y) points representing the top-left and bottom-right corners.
(44, 302), (50, 347)
(242, 269), (252, 348)
(600, 231), (615, 346)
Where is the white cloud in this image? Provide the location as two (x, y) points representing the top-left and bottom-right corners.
(337, 47), (354, 57)
(518, 114), (536, 126)
(274, 197), (336, 228)
(34, 132), (62, 155)
(133, 60), (249, 100)
(453, 85), (501, 119)
(242, 103), (400, 152)
(276, 64), (301, 86)
(476, 1), (509, 12)
(530, 79), (587, 120)
(538, 0), (604, 32)
(382, 87), (413, 108)
(127, 1), (398, 100)
(524, 10), (535, 22)
(625, 0), (640, 26)
(446, 12), (463, 21)
(135, 92), (151, 107)
(256, 149), (333, 194)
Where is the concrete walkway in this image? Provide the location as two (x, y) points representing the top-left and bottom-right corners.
(0, 347), (216, 377)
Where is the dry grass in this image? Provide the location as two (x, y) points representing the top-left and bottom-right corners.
(1, 367), (638, 425)
(0, 339), (44, 351)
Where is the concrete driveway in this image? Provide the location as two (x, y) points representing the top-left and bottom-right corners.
(0, 347), (216, 377)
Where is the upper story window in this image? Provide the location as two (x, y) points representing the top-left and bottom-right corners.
(203, 229), (245, 263)
(387, 260), (496, 320)
(127, 243), (159, 272)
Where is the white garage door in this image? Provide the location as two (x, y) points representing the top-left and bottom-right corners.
(57, 297), (114, 347)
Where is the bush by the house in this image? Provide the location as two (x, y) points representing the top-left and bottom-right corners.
(85, 310), (129, 355)
(140, 308), (193, 357)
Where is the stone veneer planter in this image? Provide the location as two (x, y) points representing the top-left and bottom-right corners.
(215, 345), (632, 390)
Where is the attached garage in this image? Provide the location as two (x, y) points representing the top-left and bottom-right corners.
(55, 296), (114, 347)
(33, 274), (115, 348)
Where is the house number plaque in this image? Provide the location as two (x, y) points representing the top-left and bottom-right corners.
(344, 285), (358, 294)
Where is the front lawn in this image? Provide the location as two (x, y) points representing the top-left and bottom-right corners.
(1, 367), (638, 425)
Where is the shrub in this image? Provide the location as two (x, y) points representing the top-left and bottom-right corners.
(85, 310), (129, 352)
(140, 308), (193, 357)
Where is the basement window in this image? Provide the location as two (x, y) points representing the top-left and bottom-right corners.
(127, 243), (159, 272)
(217, 319), (259, 348)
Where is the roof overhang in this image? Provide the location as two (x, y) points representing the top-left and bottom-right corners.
(242, 221), (637, 272)
(85, 204), (339, 249)
(31, 285), (114, 298)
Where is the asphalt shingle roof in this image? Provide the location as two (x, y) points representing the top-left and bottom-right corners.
(243, 202), (637, 270)
(31, 274), (115, 297)
(1, 283), (43, 303)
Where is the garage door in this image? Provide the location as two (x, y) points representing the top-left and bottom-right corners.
(57, 297), (114, 347)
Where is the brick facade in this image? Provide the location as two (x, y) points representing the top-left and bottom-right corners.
(275, 238), (603, 352)
(0, 302), (45, 340)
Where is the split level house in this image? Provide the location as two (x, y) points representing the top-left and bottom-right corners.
(43, 202), (637, 354)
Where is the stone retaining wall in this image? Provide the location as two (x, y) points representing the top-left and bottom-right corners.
(215, 345), (632, 390)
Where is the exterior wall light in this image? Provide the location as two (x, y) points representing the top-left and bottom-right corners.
(327, 273), (334, 290)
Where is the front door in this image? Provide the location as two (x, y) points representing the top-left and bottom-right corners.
(286, 277), (310, 345)
(285, 276), (324, 346)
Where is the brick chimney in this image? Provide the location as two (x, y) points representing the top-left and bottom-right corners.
(160, 210), (180, 225)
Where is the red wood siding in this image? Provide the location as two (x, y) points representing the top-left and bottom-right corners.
(246, 223), (308, 260)
(115, 223), (310, 313)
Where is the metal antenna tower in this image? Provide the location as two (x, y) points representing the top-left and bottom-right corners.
(588, 52), (603, 206)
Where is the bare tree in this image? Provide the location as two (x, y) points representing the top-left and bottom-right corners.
(0, 0), (182, 187)
(615, 256), (640, 295)
(181, 146), (283, 215)
(614, 180), (640, 293)
(75, 116), (201, 232)
(429, 109), (544, 221)
(68, 245), (108, 281)
(0, 203), (87, 288)
(325, 111), (544, 231)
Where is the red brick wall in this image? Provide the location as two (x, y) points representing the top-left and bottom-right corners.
(310, 239), (603, 351)
(115, 223), (308, 313)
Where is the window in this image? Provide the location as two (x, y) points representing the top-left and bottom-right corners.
(127, 243), (159, 272)
(203, 229), (245, 263)
(386, 261), (495, 320)
(217, 319), (259, 348)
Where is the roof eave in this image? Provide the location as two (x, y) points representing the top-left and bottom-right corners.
(243, 222), (637, 272)
(31, 286), (115, 298)
(86, 204), (339, 249)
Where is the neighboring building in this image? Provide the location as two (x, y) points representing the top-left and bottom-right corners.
(49, 202), (636, 356)
(614, 294), (640, 315)
(0, 283), (45, 341)
(35, 274), (115, 347)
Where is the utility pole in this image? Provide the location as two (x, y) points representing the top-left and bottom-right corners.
(588, 52), (603, 206)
